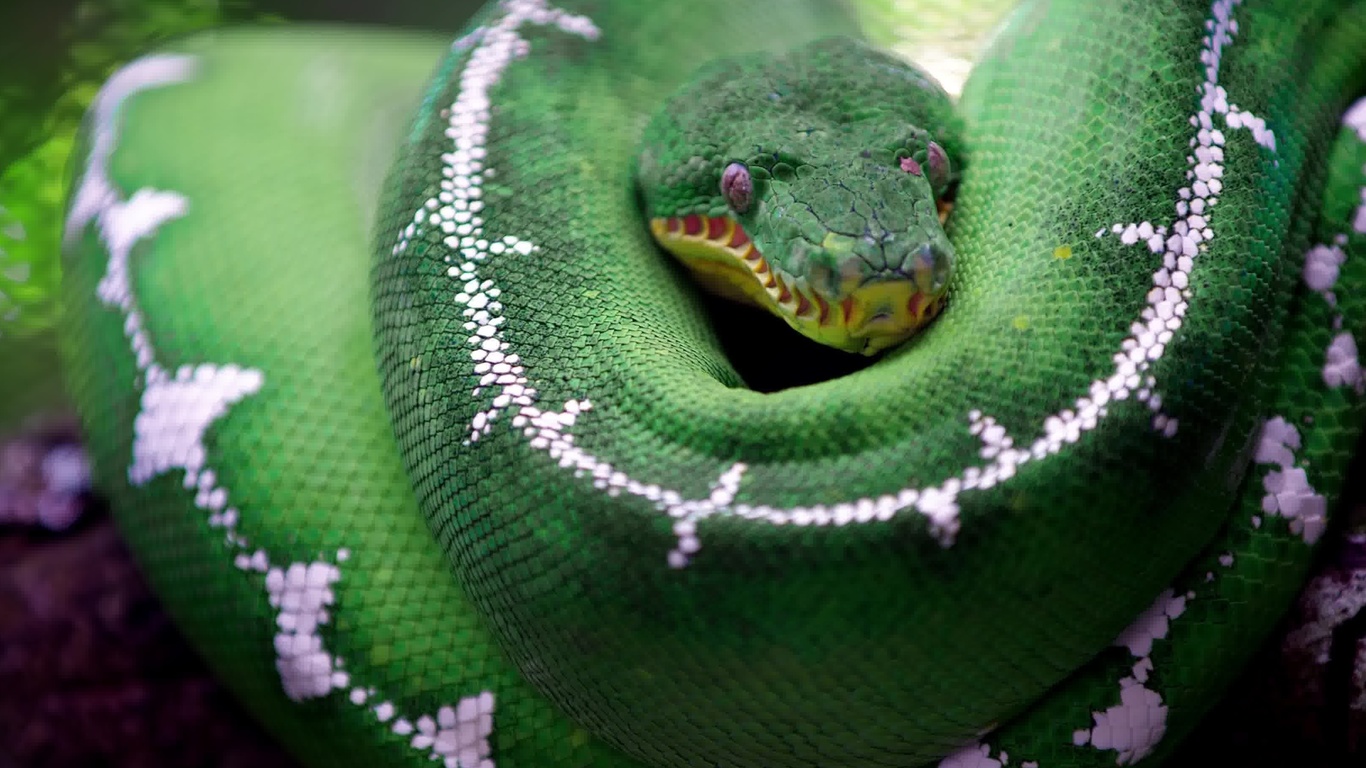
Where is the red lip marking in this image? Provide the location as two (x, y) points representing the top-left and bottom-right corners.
(815, 293), (830, 325)
(727, 223), (750, 249)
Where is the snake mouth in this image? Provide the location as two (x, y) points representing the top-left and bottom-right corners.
(650, 215), (943, 354)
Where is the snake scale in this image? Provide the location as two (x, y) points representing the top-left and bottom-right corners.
(35, 0), (1366, 765)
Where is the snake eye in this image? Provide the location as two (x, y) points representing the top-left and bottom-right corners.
(721, 162), (752, 213)
(926, 141), (951, 194)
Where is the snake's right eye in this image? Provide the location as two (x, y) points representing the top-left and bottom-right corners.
(925, 141), (951, 194)
(721, 162), (753, 213)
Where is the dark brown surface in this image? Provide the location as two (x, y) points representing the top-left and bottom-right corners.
(1170, 523), (1366, 766)
(0, 506), (299, 768)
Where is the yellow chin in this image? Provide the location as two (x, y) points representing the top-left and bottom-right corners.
(649, 215), (942, 355)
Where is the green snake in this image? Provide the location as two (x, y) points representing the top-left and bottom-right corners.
(637, 37), (958, 355)
(35, 0), (1366, 765)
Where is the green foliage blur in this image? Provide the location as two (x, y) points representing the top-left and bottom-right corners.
(1, 0), (272, 342)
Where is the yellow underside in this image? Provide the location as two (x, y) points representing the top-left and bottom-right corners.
(650, 216), (939, 355)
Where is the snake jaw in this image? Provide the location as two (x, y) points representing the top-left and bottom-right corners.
(650, 214), (946, 354)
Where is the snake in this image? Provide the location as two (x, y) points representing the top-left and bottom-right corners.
(31, 0), (1366, 764)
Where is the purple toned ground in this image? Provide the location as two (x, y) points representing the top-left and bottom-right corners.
(0, 417), (298, 768)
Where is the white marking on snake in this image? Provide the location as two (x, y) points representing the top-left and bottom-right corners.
(1305, 96), (1366, 391)
(73, 54), (308, 689)
(954, 493), (1267, 765)
(1304, 241), (1347, 304)
(79, 56), (496, 753)
(392, 694), (497, 768)
(1095, 0), (1273, 437)
(666, 462), (747, 568)
(268, 560), (350, 700)
(1347, 99), (1366, 234)
(66, 59), (273, 532)
(1304, 243), (1365, 390)
(74, 58), (354, 702)
(66, 57), (180, 235)
(436, 0), (1274, 563)
(938, 743), (1010, 768)
(71, 62), (269, 558)
(1114, 588), (1188, 658)
(1346, 97), (1366, 142)
(1323, 332), (1365, 392)
(1254, 416), (1328, 544)
(392, 0), (598, 446)
(1072, 588), (1187, 765)
(1304, 100), (1366, 394)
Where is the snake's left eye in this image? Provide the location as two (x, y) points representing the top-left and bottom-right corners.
(721, 162), (752, 213)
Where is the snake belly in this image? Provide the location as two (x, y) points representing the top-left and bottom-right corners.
(55, 0), (1366, 767)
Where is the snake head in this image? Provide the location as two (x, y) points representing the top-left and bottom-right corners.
(727, 129), (954, 354)
(638, 37), (960, 355)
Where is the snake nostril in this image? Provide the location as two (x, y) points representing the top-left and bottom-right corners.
(931, 246), (953, 289)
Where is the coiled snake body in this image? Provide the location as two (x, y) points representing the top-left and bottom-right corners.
(54, 0), (1366, 766)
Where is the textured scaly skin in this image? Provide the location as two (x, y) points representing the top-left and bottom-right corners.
(47, 0), (1366, 767)
(637, 38), (959, 354)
